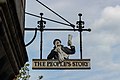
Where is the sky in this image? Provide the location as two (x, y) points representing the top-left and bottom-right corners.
(25, 0), (120, 80)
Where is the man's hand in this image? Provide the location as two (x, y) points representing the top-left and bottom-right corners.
(54, 46), (61, 52)
(68, 40), (72, 46)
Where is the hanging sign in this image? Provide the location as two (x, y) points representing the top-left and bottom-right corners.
(32, 59), (90, 69)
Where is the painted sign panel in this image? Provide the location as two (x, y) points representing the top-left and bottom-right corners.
(32, 59), (91, 69)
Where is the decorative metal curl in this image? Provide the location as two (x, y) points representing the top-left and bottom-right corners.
(25, 28), (37, 47)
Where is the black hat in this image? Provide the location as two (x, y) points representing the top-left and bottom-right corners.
(53, 39), (61, 45)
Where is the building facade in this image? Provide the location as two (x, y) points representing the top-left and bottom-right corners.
(0, 0), (28, 80)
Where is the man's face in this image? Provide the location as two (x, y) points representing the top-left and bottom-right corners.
(55, 40), (61, 46)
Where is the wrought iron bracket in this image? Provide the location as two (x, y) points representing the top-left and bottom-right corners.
(25, 13), (91, 59)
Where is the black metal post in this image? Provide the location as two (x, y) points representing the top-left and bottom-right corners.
(37, 13), (46, 59)
(80, 31), (82, 59)
(76, 13), (83, 59)
(40, 31), (43, 59)
(79, 13), (83, 59)
(76, 13), (91, 59)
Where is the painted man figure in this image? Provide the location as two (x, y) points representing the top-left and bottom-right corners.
(47, 38), (75, 62)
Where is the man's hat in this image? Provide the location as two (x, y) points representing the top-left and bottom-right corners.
(53, 39), (61, 45)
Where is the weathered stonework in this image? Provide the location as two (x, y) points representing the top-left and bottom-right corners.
(0, 0), (28, 80)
